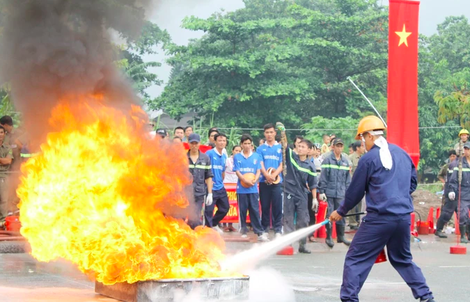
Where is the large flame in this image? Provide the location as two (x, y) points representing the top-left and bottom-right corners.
(18, 98), (230, 284)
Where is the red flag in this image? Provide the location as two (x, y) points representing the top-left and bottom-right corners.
(387, 0), (420, 168)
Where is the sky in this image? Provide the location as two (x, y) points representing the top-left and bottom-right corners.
(144, 0), (470, 99)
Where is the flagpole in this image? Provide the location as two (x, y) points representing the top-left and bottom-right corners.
(347, 76), (388, 127)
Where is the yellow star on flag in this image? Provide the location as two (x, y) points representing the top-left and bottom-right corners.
(395, 24), (412, 47)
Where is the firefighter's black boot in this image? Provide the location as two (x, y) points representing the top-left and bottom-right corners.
(434, 219), (447, 238)
(298, 238), (311, 254)
(325, 223), (334, 248)
(336, 224), (351, 246)
(459, 225), (469, 243)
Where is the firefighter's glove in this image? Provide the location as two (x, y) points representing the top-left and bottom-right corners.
(448, 192), (456, 201)
(206, 193), (213, 206)
(275, 122), (285, 132)
(319, 193), (327, 201)
(311, 198), (319, 211)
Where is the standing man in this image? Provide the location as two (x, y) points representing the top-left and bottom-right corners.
(187, 133), (213, 228)
(454, 129), (469, 157)
(347, 140), (365, 230)
(277, 122), (318, 253)
(435, 150), (458, 238)
(173, 126), (185, 140)
(448, 142), (470, 243)
(307, 142), (321, 228)
(330, 116), (434, 302)
(233, 134), (269, 242)
(0, 126), (12, 219)
(183, 126), (193, 142)
(207, 128), (219, 148)
(257, 123), (283, 237)
(318, 138), (351, 248)
(205, 133), (230, 232)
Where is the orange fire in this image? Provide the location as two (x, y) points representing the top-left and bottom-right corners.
(18, 97), (232, 284)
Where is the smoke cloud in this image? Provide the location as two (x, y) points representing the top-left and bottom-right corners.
(0, 0), (153, 144)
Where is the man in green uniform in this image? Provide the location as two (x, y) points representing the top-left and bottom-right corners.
(347, 141), (365, 230)
(0, 126), (13, 219)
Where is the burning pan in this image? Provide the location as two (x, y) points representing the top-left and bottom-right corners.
(95, 276), (250, 302)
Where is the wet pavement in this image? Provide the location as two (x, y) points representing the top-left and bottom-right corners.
(1, 232), (469, 302)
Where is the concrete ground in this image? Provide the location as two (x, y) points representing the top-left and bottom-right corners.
(0, 232), (468, 302)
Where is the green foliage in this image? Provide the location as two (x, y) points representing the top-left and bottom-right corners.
(119, 21), (171, 103)
(434, 68), (470, 127)
(153, 0), (388, 129)
(0, 93), (21, 125)
(418, 16), (470, 174)
(302, 116), (360, 145)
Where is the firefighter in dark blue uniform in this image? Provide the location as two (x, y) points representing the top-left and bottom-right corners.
(447, 142), (470, 243)
(329, 116), (434, 302)
(277, 122), (318, 253)
(187, 133), (213, 228)
(435, 150), (458, 238)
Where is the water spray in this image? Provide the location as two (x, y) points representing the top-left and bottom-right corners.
(221, 220), (330, 274)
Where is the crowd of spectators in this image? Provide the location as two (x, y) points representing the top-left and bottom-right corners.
(151, 122), (369, 249)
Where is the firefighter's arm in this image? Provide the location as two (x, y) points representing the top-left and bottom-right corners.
(0, 157), (12, 165)
(0, 149), (13, 165)
(276, 122), (287, 149)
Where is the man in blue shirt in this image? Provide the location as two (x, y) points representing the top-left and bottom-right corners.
(234, 134), (269, 242)
(330, 116), (434, 302)
(257, 123), (283, 237)
(205, 133), (230, 232)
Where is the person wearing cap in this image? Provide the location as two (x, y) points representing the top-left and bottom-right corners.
(187, 133), (213, 228)
(205, 133), (230, 233)
(329, 116), (434, 302)
(454, 129), (469, 157)
(435, 150), (458, 238)
(257, 123), (284, 238)
(233, 134), (268, 242)
(447, 141), (470, 243)
(347, 140), (366, 230)
(156, 128), (168, 139)
(318, 137), (352, 248)
(277, 123), (318, 253)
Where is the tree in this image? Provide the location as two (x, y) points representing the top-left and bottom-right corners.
(302, 116), (360, 144)
(119, 22), (171, 103)
(153, 0), (388, 129)
(417, 16), (470, 175)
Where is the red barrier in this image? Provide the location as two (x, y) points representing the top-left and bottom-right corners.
(218, 183), (259, 224)
(410, 213), (415, 232)
(375, 248), (387, 264)
(427, 207), (435, 234)
(5, 216), (21, 231)
(314, 201), (328, 238)
(332, 221), (337, 239)
(455, 213), (460, 235)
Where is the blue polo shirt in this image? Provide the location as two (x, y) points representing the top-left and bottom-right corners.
(233, 151), (261, 194)
(206, 148), (227, 191)
(257, 141), (283, 183)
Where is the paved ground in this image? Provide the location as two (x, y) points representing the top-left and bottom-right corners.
(0, 232), (469, 302)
